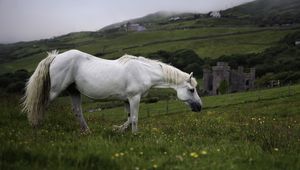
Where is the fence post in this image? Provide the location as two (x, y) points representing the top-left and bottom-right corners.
(166, 99), (169, 114)
(288, 81), (291, 96)
(147, 106), (150, 117)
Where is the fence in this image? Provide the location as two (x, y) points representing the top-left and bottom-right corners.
(87, 84), (299, 120)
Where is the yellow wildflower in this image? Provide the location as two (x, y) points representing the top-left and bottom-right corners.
(190, 152), (199, 158)
(201, 150), (207, 155)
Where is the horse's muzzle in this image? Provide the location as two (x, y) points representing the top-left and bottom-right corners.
(188, 100), (202, 112)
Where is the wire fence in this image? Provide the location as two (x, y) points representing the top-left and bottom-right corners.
(88, 84), (299, 120)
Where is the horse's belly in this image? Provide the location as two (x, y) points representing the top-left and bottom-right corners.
(82, 89), (127, 100)
(75, 77), (128, 100)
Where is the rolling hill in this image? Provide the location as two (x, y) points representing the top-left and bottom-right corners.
(224, 0), (300, 17)
(222, 0), (300, 25)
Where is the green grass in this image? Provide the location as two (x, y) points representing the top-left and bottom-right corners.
(122, 28), (298, 59)
(1, 26), (299, 74)
(1, 85), (300, 169)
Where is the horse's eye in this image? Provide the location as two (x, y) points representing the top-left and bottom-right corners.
(189, 88), (195, 93)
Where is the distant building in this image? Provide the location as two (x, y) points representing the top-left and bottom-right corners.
(209, 11), (221, 18)
(169, 16), (181, 21)
(124, 22), (146, 32)
(203, 62), (255, 95)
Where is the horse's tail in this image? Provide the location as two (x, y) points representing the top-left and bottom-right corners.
(22, 50), (59, 127)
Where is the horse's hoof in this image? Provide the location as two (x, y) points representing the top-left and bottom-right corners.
(81, 128), (91, 135)
(113, 125), (124, 133)
(131, 130), (139, 135)
(113, 125), (129, 133)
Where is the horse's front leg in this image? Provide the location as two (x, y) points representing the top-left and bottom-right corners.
(129, 95), (141, 133)
(113, 101), (131, 132)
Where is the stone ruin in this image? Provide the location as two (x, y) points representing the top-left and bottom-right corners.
(203, 62), (255, 95)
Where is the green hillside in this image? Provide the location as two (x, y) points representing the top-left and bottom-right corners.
(224, 0), (300, 16)
(101, 11), (183, 31)
(223, 0), (300, 25)
(1, 26), (299, 74)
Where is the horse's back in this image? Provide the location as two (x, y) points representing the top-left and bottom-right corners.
(49, 50), (152, 100)
(51, 50), (94, 65)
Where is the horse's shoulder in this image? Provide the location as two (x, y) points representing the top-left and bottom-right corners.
(118, 54), (137, 64)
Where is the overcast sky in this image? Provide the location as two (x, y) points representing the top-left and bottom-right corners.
(0, 0), (253, 44)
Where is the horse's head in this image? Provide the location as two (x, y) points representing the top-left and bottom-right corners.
(175, 72), (202, 112)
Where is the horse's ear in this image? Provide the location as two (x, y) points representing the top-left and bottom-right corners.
(187, 72), (193, 83)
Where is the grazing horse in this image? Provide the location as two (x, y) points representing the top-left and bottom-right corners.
(22, 50), (202, 133)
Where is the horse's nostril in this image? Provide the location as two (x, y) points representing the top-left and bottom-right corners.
(198, 105), (202, 112)
(189, 101), (202, 112)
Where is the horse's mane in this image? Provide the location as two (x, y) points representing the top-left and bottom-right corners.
(118, 54), (197, 86)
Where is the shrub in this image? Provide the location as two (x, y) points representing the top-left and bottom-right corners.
(218, 80), (229, 94)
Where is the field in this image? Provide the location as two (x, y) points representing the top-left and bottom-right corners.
(1, 26), (299, 74)
(1, 85), (299, 170)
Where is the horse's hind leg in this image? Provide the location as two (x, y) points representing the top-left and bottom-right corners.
(113, 101), (131, 132)
(67, 84), (90, 134)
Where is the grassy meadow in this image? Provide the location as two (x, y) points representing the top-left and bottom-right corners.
(1, 85), (299, 170)
(1, 26), (299, 74)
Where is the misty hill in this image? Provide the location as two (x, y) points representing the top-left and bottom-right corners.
(101, 11), (176, 30)
(222, 0), (300, 25)
(100, 11), (197, 31)
(102, 0), (300, 31)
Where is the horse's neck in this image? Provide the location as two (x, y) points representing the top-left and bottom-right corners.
(141, 65), (167, 88)
(153, 82), (177, 89)
(148, 64), (178, 90)
(125, 57), (181, 90)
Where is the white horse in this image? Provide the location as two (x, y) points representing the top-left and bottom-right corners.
(22, 50), (202, 133)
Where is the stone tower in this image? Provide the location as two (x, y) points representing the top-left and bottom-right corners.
(212, 62), (230, 95)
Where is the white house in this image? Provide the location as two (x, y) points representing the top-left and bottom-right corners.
(124, 23), (146, 32)
(169, 16), (181, 21)
(210, 11), (221, 18)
